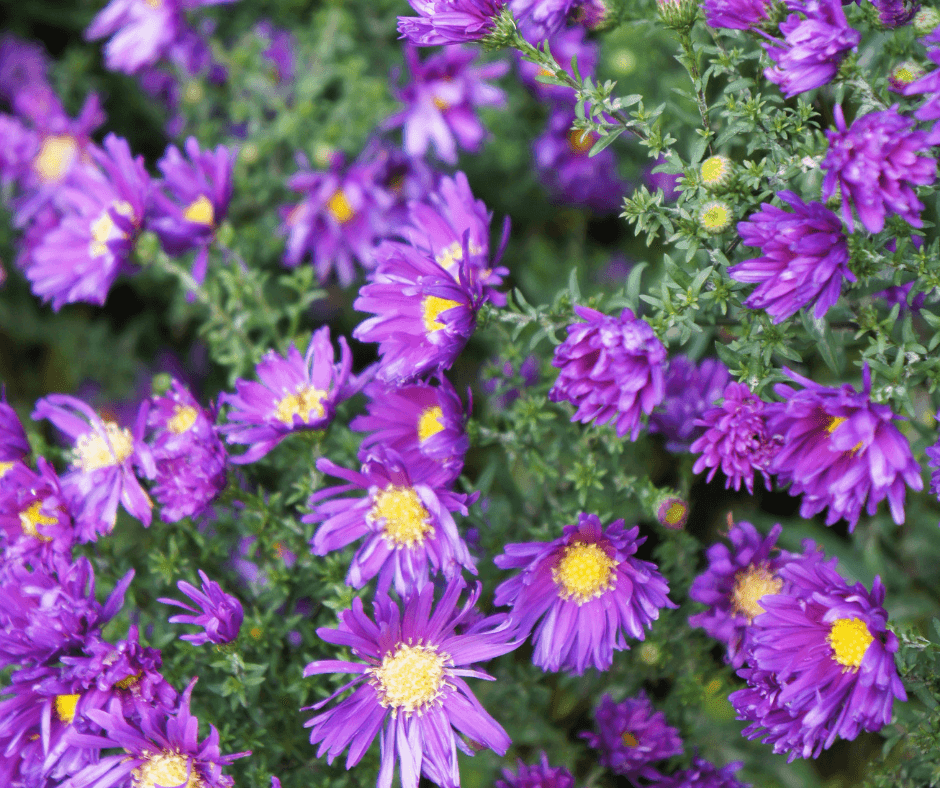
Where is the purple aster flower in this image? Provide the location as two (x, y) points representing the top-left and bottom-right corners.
(20, 133), (151, 311)
(516, 26), (599, 102)
(149, 137), (236, 284)
(534, 107), (628, 213)
(691, 382), (781, 494)
(303, 578), (520, 788)
(159, 569), (244, 645)
(147, 379), (227, 522)
(762, 0), (860, 98)
(493, 513), (676, 674)
(580, 692), (683, 780)
(657, 755), (750, 788)
(304, 447), (477, 595)
(496, 753), (574, 788)
(220, 327), (356, 464)
(32, 393), (155, 537)
(0, 33), (50, 109)
(351, 377), (469, 485)
(648, 356), (729, 452)
(874, 281), (928, 313)
(398, 0), (506, 46)
(873, 0), (918, 27)
(703, 0), (771, 29)
(354, 242), (483, 385)
(688, 521), (793, 668)
(255, 20), (296, 86)
(386, 46), (508, 166)
(361, 138), (441, 226)
(0, 458), (76, 559)
(510, 0), (597, 39)
(62, 677), (249, 787)
(730, 545), (906, 760)
(281, 151), (394, 286)
(729, 190), (853, 323)
(766, 366), (923, 529)
(821, 105), (936, 233)
(549, 305), (666, 441)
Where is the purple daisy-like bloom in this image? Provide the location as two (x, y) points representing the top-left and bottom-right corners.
(63, 677), (249, 788)
(281, 152), (394, 286)
(648, 356), (729, 452)
(762, 0), (860, 98)
(729, 545), (907, 761)
(516, 26), (598, 102)
(304, 447), (476, 595)
(657, 755), (750, 788)
(510, 0), (596, 40)
(493, 513), (676, 674)
(873, 0), (918, 27)
(580, 692), (683, 780)
(159, 569), (244, 645)
(303, 578), (520, 788)
(387, 46), (508, 166)
(351, 377), (469, 485)
(729, 190), (853, 323)
(0, 33), (50, 108)
(821, 104), (936, 233)
(703, 0), (771, 29)
(149, 137), (236, 284)
(32, 393), (155, 537)
(691, 382), (781, 494)
(398, 0), (506, 46)
(0, 458), (75, 559)
(147, 378), (227, 522)
(220, 327), (356, 464)
(534, 107), (627, 213)
(766, 366), (923, 529)
(688, 521), (793, 668)
(496, 753), (574, 788)
(354, 242), (483, 385)
(549, 305), (666, 441)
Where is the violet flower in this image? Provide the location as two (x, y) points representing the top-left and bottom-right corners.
(703, 0), (771, 29)
(398, 0), (507, 46)
(0, 458), (75, 559)
(648, 356), (729, 452)
(656, 756), (751, 788)
(496, 753), (575, 788)
(159, 570), (244, 645)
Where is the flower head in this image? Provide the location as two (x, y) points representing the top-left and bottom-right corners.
(703, 0), (770, 29)
(159, 570), (244, 645)
(656, 755), (751, 788)
(729, 190), (853, 323)
(496, 753), (575, 788)
(0, 458), (75, 559)
(398, 0), (507, 46)
(493, 513), (676, 674)
(549, 305), (666, 440)
(766, 366), (923, 529)
(220, 327), (356, 464)
(700, 155), (734, 190)
(699, 200), (733, 233)
(303, 578), (520, 788)
(648, 356), (729, 452)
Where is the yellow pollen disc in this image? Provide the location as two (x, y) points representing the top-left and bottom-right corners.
(183, 194), (214, 226)
(168, 405), (199, 434)
(422, 296), (461, 334)
(89, 201), (134, 258)
(0, 460), (15, 479)
(621, 731), (639, 747)
(435, 241), (464, 271)
(326, 189), (355, 223)
(34, 134), (78, 182)
(829, 617), (874, 669)
(700, 155), (729, 184)
(663, 502), (686, 526)
(55, 693), (80, 724)
(249, 626), (262, 639)
(133, 751), (203, 788)
(19, 500), (57, 541)
(730, 564), (782, 622)
(274, 386), (326, 425)
(567, 129), (596, 155)
(73, 421), (135, 472)
(432, 96), (450, 111)
(552, 542), (619, 605)
(115, 671), (142, 690)
(418, 406), (445, 443)
(144, 0), (163, 7)
(371, 643), (448, 714)
(370, 486), (433, 548)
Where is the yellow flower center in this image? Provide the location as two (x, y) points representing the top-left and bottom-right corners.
(828, 617), (874, 669)
(326, 189), (355, 223)
(144, 0), (163, 7)
(371, 643), (448, 715)
(34, 134), (79, 182)
(567, 129), (596, 155)
(552, 542), (618, 604)
(89, 201), (134, 258)
(432, 96), (450, 111)
(274, 386), (326, 425)
(19, 500), (57, 541)
(621, 731), (639, 747)
(825, 415), (864, 453)
(0, 460), (16, 479)
(370, 486), (433, 548)
(422, 296), (461, 334)
(417, 406), (445, 443)
(183, 195), (214, 226)
(133, 751), (203, 788)
(435, 240), (484, 273)
(54, 693), (80, 724)
(168, 405), (199, 434)
(73, 421), (135, 472)
(700, 155), (730, 185)
(730, 564), (782, 622)
(115, 671), (143, 690)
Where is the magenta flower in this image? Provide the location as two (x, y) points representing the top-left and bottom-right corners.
(159, 570), (244, 645)
(493, 514), (675, 674)
(496, 753), (575, 788)
(0, 393), (29, 466)
(303, 578), (520, 788)
(656, 756), (750, 788)
(549, 305), (666, 440)
(220, 327), (356, 464)
(648, 356), (729, 452)
(821, 104), (936, 233)
(0, 458), (75, 559)
(580, 692), (683, 780)
(703, 0), (770, 29)
(398, 0), (506, 46)
(766, 366), (923, 529)
(510, 0), (593, 40)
